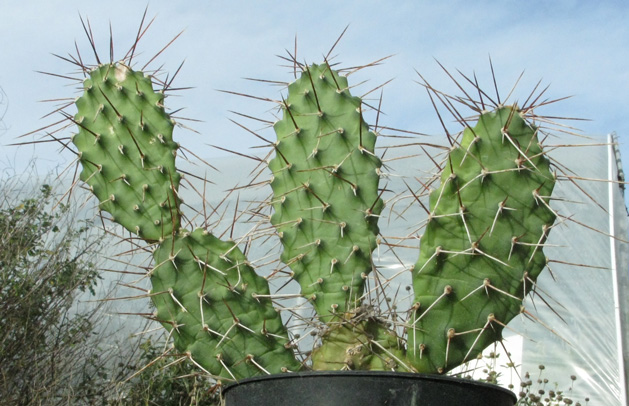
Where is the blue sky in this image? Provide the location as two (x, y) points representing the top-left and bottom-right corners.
(1, 1), (628, 179)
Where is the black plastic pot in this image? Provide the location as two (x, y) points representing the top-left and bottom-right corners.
(222, 371), (516, 406)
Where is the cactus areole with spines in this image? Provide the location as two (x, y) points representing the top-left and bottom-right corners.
(66, 54), (556, 382)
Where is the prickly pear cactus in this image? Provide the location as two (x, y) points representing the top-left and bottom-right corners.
(70, 62), (558, 378)
(46, 18), (564, 382)
(407, 106), (556, 373)
(72, 62), (300, 380)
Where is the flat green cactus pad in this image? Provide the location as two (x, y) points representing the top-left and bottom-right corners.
(270, 63), (383, 322)
(408, 106), (556, 373)
(73, 63), (180, 241)
(151, 228), (301, 379)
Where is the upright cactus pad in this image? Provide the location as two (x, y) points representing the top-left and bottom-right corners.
(73, 63), (180, 241)
(408, 106), (556, 373)
(270, 63), (383, 322)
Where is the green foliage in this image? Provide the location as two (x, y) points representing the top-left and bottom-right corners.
(0, 182), (103, 404)
(0, 177), (224, 405)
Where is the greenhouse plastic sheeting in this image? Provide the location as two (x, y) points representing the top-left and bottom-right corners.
(505, 135), (629, 405)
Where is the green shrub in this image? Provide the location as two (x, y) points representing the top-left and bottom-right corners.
(0, 179), (105, 405)
(110, 337), (218, 406)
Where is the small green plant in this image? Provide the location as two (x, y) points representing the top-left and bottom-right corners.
(455, 351), (592, 405)
(515, 366), (589, 406)
(33, 14), (597, 391)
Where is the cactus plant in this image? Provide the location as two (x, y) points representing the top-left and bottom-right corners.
(36, 18), (565, 386)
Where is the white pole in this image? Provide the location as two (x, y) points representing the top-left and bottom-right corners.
(608, 133), (628, 406)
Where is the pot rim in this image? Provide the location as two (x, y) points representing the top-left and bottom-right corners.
(221, 370), (517, 400)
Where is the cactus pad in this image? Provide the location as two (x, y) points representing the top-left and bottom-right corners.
(270, 63), (383, 322)
(408, 106), (556, 373)
(72, 63), (180, 241)
(150, 228), (301, 379)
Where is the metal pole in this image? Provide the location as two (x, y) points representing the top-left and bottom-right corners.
(608, 133), (628, 406)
